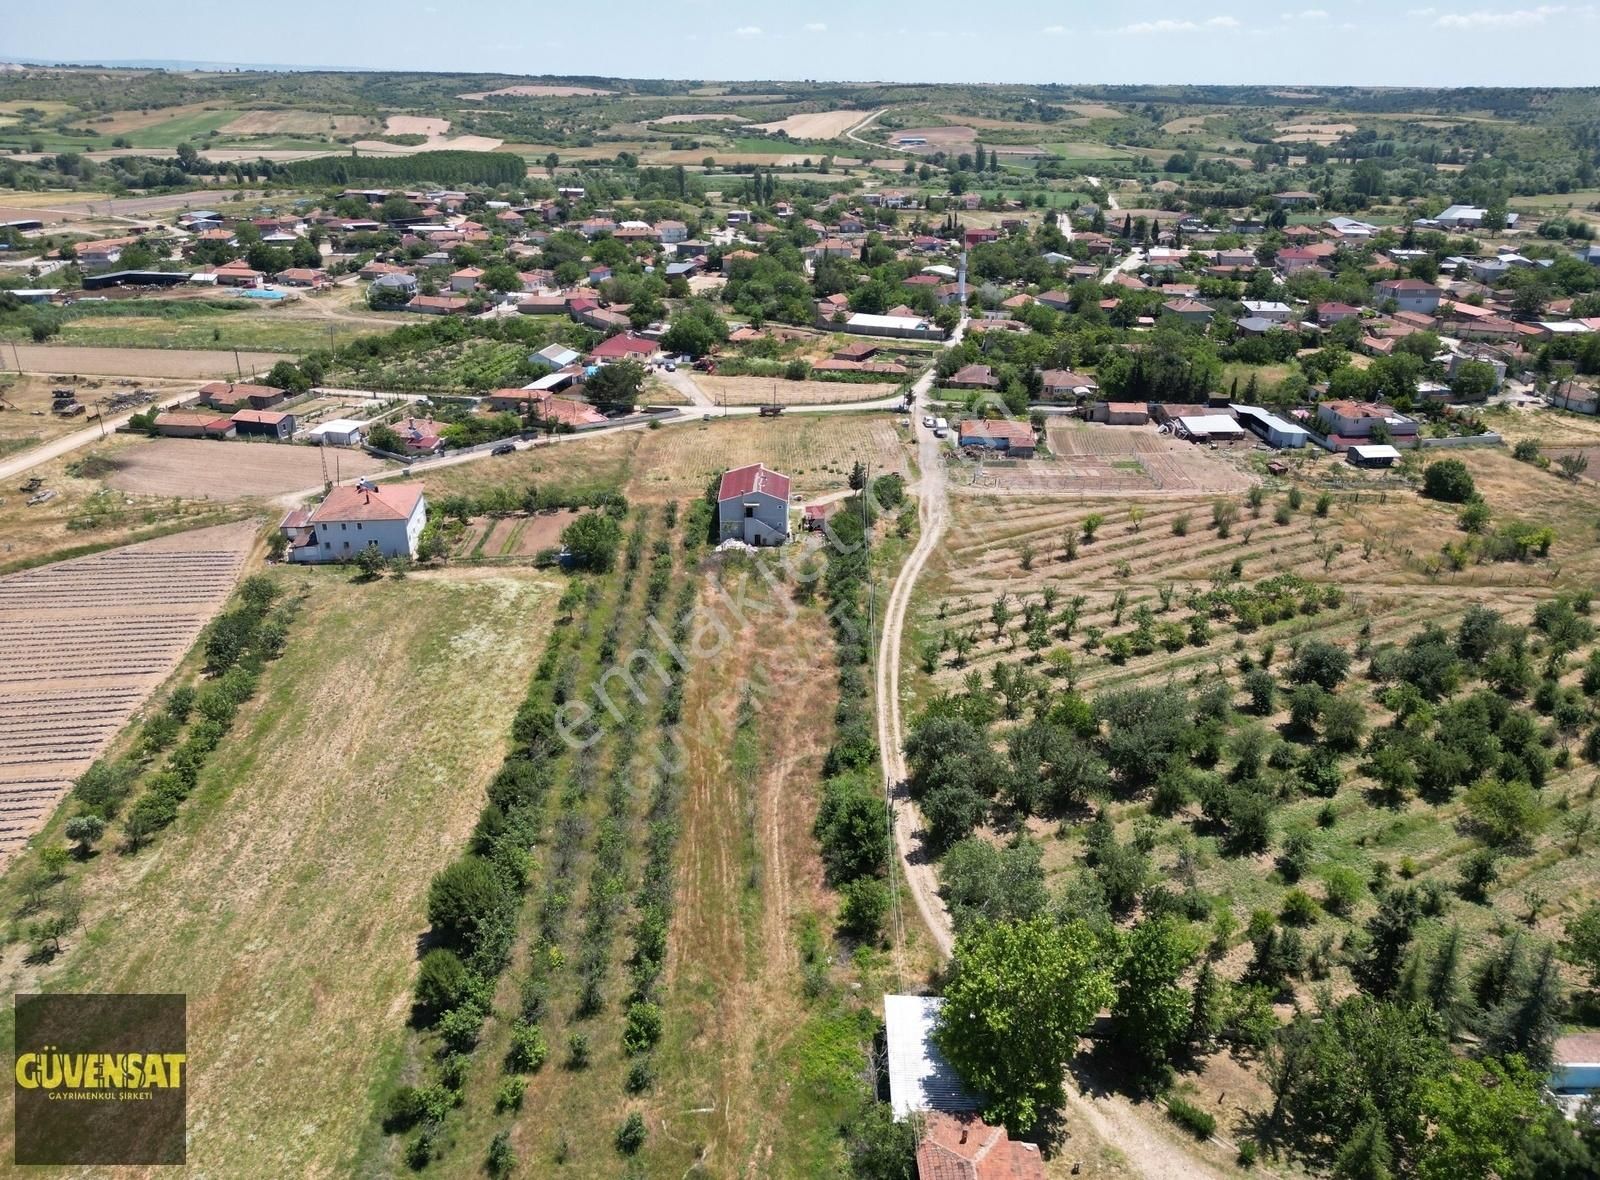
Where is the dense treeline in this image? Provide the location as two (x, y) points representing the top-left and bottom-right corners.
(281, 150), (527, 187)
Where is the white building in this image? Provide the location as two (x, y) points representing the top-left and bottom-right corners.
(281, 481), (427, 563)
(306, 418), (367, 447)
(882, 995), (981, 1119)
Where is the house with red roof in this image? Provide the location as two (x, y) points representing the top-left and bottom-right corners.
(590, 332), (660, 362)
(282, 481), (427, 564)
(716, 463), (791, 546)
(916, 1111), (1045, 1180)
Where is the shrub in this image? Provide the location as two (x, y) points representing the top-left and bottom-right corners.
(436, 1003), (484, 1053)
(426, 855), (509, 951)
(506, 1020), (547, 1072)
(1166, 1096), (1216, 1139)
(414, 948), (469, 1018)
(495, 1076), (526, 1112)
(838, 876), (891, 941)
(382, 1084), (427, 1132)
(1422, 457), (1475, 502)
(1281, 889), (1319, 926)
(626, 1057), (655, 1093)
(1322, 866), (1364, 915)
(623, 1001), (662, 1055)
(615, 1111), (647, 1154)
(486, 1130), (515, 1178)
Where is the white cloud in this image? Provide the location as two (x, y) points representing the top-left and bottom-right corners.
(1118, 14), (1239, 32)
(1406, 6), (1437, 14)
(1043, 23), (1069, 34)
(1436, 5), (1565, 27)
(1281, 8), (1330, 19)
(735, 25), (762, 36)
(803, 22), (826, 32)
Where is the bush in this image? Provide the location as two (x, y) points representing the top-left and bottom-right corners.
(838, 876), (891, 940)
(1422, 458), (1475, 502)
(1166, 1096), (1216, 1139)
(486, 1130), (515, 1178)
(382, 1084), (427, 1132)
(495, 1076), (526, 1112)
(506, 1020), (547, 1072)
(414, 948), (469, 1018)
(426, 855), (509, 951)
(622, 1001), (662, 1055)
(615, 1111), (647, 1154)
(626, 1057), (655, 1093)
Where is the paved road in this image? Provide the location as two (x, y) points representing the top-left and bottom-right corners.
(875, 317), (966, 961)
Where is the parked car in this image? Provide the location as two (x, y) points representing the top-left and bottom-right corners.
(663, 361), (676, 372)
(922, 415), (935, 428)
(491, 442), (517, 456)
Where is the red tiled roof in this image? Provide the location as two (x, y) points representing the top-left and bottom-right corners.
(230, 410), (290, 425)
(959, 419), (1033, 444)
(589, 332), (658, 360)
(310, 483), (424, 524)
(916, 1112), (1046, 1180)
(718, 463), (791, 503)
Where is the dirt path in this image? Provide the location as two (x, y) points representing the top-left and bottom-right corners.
(875, 319), (965, 963)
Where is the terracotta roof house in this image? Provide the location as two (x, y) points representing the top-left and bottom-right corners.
(406, 294), (470, 315)
(1373, 278), (1443, 314)
(210, 259), (264, 287)
(945, 364), (999, 390)
(716, 463), (792, 546)
(1036, 289), (1072, 311)
(230, 409), (295, 439)
(959, 418), (1035, 457)
(449, 266), (484, 292)
(275, 267), (329, 288)
(589, 332), (660, 362)
(1316, 302), (1362, 326)
(1040, 369), (1098, 398)
(1162, 298), (1214, 325)
(153, 410), (235, 439)
(916, 1112), (1046, 1180)
(283, 482), (427, 564)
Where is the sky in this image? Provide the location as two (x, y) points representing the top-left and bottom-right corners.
(6, 1), (1600, 87)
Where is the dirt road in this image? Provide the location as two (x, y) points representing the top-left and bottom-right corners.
(875, 319), (965, 961)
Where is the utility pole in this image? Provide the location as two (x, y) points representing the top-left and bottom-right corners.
(232, 347), (242, 380)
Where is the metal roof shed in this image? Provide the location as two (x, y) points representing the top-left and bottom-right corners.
(883, 995), (982, 1120)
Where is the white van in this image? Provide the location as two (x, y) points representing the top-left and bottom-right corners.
(933, 417), (949, 438)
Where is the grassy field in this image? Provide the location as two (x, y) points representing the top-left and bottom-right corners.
(0, 565), (556, 1176)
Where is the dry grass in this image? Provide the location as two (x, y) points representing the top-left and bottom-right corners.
(696, 374), (900, 406)
(750, 109), (874, 138)
(383, 114), (449, 136)
(0, 566), (556, 1177)
(8, 344), (286, 380)
(101, 438), (391, 500)
(221, 110), (376, 136)
(459, 84), (612, 99)
(651, 112), (750, 125)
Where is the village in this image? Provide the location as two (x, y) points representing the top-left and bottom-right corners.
(4, 57), (1600, 1180)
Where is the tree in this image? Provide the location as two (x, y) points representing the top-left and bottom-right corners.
(1290, 640), (1351, 691)
(585, 358), (645, 408)
(266, 359), (311, 395)
(936, 918), (1114, 1134)
(1413, 1056), (1546, 1180)
(426, 856), (508, 951)
(1112, 916), (1198, 1081)
(486, 1130), (516, 1178)
(849, 460), (868, 491)
(1422, 459), (1475, 503)
(367, 423), (404, 454)
(938, 837), (1047, 932)
(64, 814), (104, 859)
(1563, 902), (1600, 987)
(1449, 360), (1497, 402)
(660, 300), (728, 357)
(353, 541), (387, 581)
(844, 1100), (919, 1180)
(814, 772), (888, 884)
(561, 512), (623, 572)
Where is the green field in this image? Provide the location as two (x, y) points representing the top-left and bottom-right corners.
(121, 108), (245, 148)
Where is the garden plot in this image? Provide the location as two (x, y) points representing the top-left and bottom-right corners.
(452, 508), (585, 559)
(0, 521), (256, 863)
(951, 422), (1260, 496)
(695, 375), (900, 406)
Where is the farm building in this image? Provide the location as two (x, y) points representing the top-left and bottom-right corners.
(1175, 414), (1245, 443)
(883, 995), (981, 1119)
(1231, 404), (1309, 448)
(716, 463), (791, 547)
(231, 409), (295, 440)
(529, 343), (582, 370)
(1348, 443), (1400, 468)
(1316, 401), (1419, 444)
(1092, 401), (1150, 426)
(959, 418), (1036, 457)
(917, 1113), (1046, 1180)
(839, 311), (941, 339)
(199, 381), (286, 412)
(1551, 1034), (1600, 1117)
(305, 419), (366, 447)
(152, 411), (235, 439)
(282, 481), (427, 564)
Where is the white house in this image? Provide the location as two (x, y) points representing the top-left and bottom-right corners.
(1373, 279), (1443, 314)
(1241, 300), (1292, 323)
(716, 463), (791, 546)
(282, 481), (426, 563)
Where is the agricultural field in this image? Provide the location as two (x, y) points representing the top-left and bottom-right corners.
(0, 565), (555, 1176)
(695, 374), (900, 406)
(220, 110), (378, 136)
(899, 443), (1600, 1157)
(425, 414), (913, 507)
(749, 109), (873, 138)
(957, 421), (1258, 497)
(4, 344), (286, 380)
(100, 437), (391, 500)
(0, 520), (256, 862)
(448, 507), (585, 560)
(460, 84), (613, 99)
